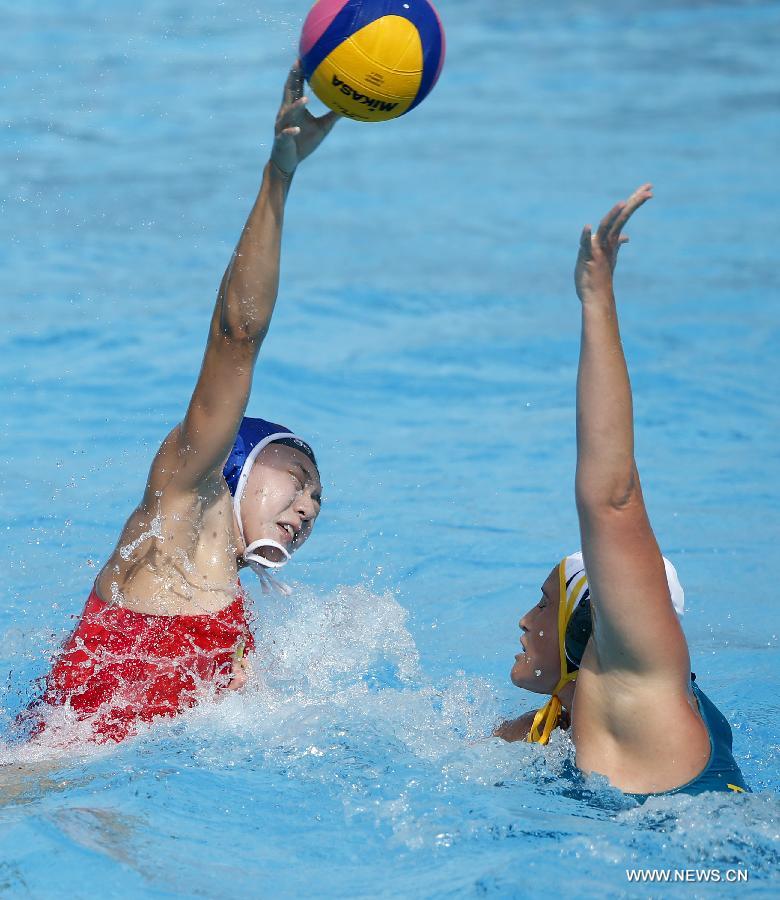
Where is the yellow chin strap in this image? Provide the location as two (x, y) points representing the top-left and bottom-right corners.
(526, 559), (588, 745)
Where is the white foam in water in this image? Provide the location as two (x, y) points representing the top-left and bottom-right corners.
(4, 583), (428, 760)
(146, 580), (595, 861)
(172, 582), (502, 760)
(3, 581), (778, 887)
(620, 790), (780, 859)
(252, 582), (422, 693)
(1, 582), (587, 790)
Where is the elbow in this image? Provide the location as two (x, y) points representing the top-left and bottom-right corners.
(219, 319), (267, 346)
(217, 284), (272, 345)
(214, 303), (268, 347)
(575, 463), (640, 516)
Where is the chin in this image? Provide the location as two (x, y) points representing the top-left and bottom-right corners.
(251, 537), (290, 564)
(511, 660), (548, 693)
(510, 662), (528, 689)
(266, 545), (291, 563)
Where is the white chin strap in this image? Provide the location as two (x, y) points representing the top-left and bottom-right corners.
(243, 538), (292, 570)
(243, 540), (292, 596)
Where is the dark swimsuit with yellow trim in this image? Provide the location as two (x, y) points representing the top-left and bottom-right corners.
(532, 562), (750, 798)
(627, 675), (750, 801)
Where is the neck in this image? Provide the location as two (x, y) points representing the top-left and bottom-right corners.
(557, 680), (576, 713)
(232, 510), (247, 563)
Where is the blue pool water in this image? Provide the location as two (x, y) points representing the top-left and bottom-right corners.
(2, 0), (779, 895)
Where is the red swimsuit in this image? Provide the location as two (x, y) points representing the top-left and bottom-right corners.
(29, 586), (254, 744)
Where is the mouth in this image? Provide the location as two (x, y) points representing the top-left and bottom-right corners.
(276, 522), (297, 545)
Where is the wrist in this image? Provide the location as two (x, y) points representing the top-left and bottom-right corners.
(267, 157), (295, 187)
(579, 288), (616, 310)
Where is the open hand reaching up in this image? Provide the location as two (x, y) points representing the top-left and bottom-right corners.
(270, 61), (340, 178)
(575, 184), (653, 304)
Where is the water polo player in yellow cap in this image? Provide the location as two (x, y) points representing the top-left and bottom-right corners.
(495, 185), (749, 797)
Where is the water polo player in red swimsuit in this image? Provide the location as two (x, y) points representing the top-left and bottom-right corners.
(24, 63), (338, 745)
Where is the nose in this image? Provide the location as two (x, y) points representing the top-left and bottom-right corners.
(295, 492), (318, 522)
(518, 614), (530, 633)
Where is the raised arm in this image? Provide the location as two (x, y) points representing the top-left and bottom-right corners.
(573, 186), (690, 682)
(153, 64), (337, 494)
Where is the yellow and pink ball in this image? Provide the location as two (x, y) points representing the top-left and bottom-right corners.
(300, 0), (446, 122)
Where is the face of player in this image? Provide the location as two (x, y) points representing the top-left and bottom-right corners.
(240, 443), (322, 564)
(510, 566), (563, 695)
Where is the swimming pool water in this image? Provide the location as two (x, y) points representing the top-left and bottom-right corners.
(1, 0), (779, 896)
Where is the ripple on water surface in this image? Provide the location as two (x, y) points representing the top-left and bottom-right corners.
(1, 583), (778, 897)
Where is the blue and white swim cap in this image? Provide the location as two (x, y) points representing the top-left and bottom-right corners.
(223, 417), (317, 571)
(562, 550), (684, 670)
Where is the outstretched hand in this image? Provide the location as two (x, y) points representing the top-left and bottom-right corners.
(270, 61), (340, 178)
(574, 184), (653, 304)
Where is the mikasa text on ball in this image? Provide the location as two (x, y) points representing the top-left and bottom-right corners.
(299, 0), (446, 122)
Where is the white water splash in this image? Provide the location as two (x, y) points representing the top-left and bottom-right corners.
(119, 513), (164, 561)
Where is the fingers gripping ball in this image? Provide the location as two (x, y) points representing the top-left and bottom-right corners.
(300, 0), (446, 122)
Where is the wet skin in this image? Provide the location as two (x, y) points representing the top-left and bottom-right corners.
(95, 442), (321, 617)
(510, 567), (563, 697)
(239, 443), (321, 565)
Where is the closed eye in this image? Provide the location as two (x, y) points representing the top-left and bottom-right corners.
(290, 462), (321, 507)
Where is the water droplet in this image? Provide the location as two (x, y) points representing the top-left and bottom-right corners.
(534, 669), (542, 677)
(538, 630), (544, 637)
